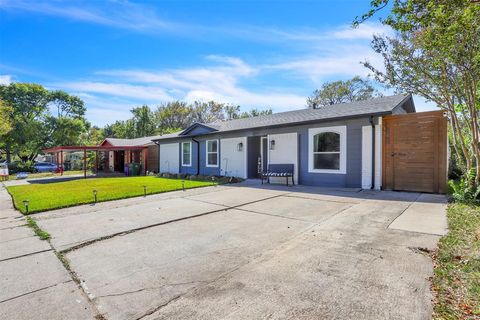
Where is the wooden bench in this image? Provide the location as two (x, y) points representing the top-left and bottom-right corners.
(261, 164), (294, 186)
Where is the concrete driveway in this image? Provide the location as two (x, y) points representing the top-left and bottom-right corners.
(1, 181), (447, 320)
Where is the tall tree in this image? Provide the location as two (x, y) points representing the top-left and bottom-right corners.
(130, 105), (156, 138)
(307, 76), (380, 109)
(189, 101), (226, 123)
(155, 101), (191, 133)
(358, 0), (480, 187)
(0, 83), (88, 162)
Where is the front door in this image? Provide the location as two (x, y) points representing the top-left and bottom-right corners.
(383, 111), (447, 193)
(261, 137), (268, 172)
(114, 151), (125, 172)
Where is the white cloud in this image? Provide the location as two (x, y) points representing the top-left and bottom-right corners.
(0, 0), (178, 33)
(0, 74), (12, 85)
(330, 22), (393, 40)
(60, 82), (174, 102)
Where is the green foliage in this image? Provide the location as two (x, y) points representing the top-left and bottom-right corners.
(7, 176), (213, 213)
(104, 100), (273, 138)
(26, 216), (50, 240)
(360, 0), (480, 187)
(432, 203), (480, 318)
(8, 160), (35, 174)
(307, 76), (380, 109)
(0, 83), (88, 162)
(0, 100), (12, 136)
(449, 172), (480, 204)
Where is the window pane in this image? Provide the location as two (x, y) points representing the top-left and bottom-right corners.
(208, 140), (217, 152)
(183, 143), (190, 154)
(208, 153), (217, 165)
(314, 153), (340, 170)
(314, 132), (340, 152)
(182, 143), (191, 165)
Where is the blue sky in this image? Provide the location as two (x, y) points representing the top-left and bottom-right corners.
(0, 0), (436, 126)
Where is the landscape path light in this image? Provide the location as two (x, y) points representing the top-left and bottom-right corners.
(23, 199), (29, 214)
(93, 189), (97, 203)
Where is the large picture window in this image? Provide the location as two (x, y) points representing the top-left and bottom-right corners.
(206, 140), (219, 167)
(308, 126), (346, 174)
(182, 142), (192, 166)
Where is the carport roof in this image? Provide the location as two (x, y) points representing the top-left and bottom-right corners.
(153, 93), (415, 141)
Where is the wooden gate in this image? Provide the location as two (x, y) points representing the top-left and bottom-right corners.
(382, 110), (447, 193)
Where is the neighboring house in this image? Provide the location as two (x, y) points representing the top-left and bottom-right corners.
(153, 94), (420, 189)
(43, 135), (162, 175)
(100, 136), (160, 173)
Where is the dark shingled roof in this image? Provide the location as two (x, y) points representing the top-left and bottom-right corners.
(103, 135), (162, 147)
(153, 93), (414, 141)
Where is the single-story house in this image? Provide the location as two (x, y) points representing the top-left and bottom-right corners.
(153, 93), (448, 193)
(99, 137), (160, 174)
(43, 135), (161, 176)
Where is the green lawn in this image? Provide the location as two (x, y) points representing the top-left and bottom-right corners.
(432, 203), (480, 319)
(7, 176), (213, 214)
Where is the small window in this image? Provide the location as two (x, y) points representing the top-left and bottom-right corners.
(182, 142), (192, 166)
(206, 140), (218, 167)
(313, 132), (340, 170)
(308, 126), (346, 174)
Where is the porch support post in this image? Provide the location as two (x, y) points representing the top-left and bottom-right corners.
(83, 147), (87, 179)
(144, 147), (148, 175)
(95, 150), (99, 174)
(60, 150), (64, 176)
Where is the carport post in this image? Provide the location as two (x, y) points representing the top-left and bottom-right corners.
(60, 150), (64, 176)
(95, 150), (99, 174)
(83, 147), (87, 179)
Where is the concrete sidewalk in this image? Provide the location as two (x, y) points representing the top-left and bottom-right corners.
(1, 181), (448, 320)
(388, 193), (448, 236)
(0, 184), (97, 320)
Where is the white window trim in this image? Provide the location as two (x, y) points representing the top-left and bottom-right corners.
(181, 141), (192, 167)
(206, 139), (219, 167)
(308, 126), (347, 174)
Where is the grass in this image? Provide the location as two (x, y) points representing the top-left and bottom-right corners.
(26, 216), (50, 240)
(7, 176), (213, 214)
(8, 170), (85, 180)
(432, 203), (480, 319)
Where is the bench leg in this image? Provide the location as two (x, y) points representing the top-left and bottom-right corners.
(286, 176), (288, 186)
(292, 175), (294, 185)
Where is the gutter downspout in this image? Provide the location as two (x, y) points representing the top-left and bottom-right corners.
(369, 116), (376, 190)
(191, 138), (200, 175)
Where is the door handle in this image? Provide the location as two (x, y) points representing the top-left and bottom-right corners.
(391, 152), (395, 157)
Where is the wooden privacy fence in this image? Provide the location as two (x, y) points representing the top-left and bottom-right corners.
(382, 110), (448, 193)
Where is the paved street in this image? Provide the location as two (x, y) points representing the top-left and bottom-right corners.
(1, 181), (447, 320)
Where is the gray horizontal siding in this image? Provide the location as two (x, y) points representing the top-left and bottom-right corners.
(159, 116), (374, 187)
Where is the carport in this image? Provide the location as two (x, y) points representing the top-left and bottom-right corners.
(43, 144), (149, 178)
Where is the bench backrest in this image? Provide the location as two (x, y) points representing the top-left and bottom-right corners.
(268, 164), (294, 174)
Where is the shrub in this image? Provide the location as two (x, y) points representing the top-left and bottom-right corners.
(449, 176), (480, 205)
(9, 161), (35, 174)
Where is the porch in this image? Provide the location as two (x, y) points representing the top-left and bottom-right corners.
(43, 145), (149, 179)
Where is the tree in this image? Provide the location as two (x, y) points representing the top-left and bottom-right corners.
(0, 100), (12, 136)
(0, 83), (88, 162)
(130, 105), (156, 138)
(358, 0), (480, 187)
(155, 101), (191, 134)
(189, 101), (226, 123)
(307, 76), (380, 109)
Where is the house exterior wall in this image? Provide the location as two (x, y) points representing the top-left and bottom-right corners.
(160, 143), (179, 173)
(220, 137), (247, 178)
(147, 144), (159, 173)
(157, 116), (379, 188)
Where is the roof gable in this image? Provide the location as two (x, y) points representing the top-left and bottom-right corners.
(180, 123), (218, 136)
